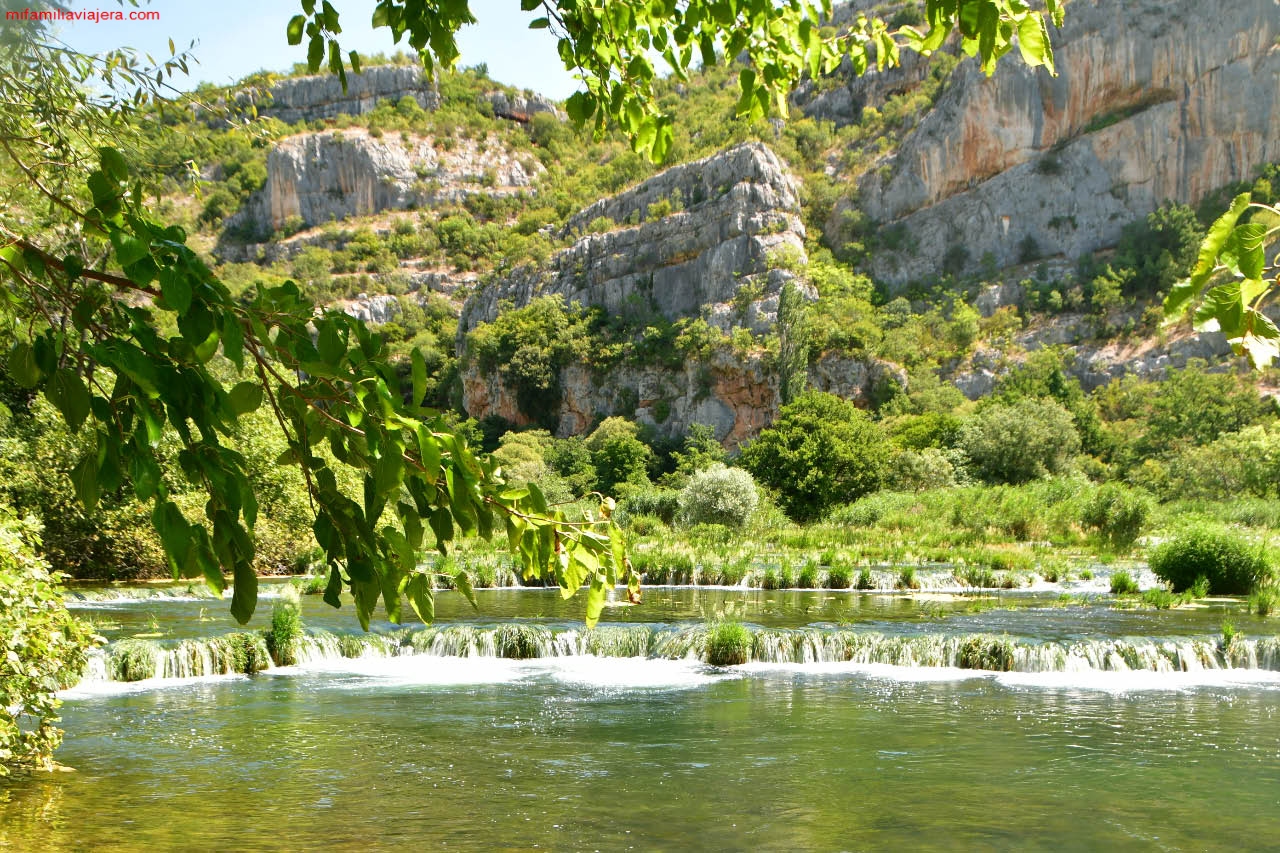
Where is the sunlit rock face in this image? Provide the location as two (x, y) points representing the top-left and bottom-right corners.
(223, 129), (539, 239)
(460, 142), (810, 339)
(458, 142), (901, 445)
(818, 0), (1280, 287)
(260, 66), (440, 124)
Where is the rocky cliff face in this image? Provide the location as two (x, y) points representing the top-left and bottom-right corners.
(460, 143), (809, 338)
(459, 142), (901, 444)
(836, 0), (1280, 286)
(224, 129), (539, 239)
(462, 349), (905, 450)
(260, 66), (440, 124)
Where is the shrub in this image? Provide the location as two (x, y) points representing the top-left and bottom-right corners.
(740, 391), (891, 522)
(887, 448), (957, 492)
(1109, 569), (1140, 595)
(826, 561), (853, 589)
(960, 398), (1081, 484)
(1149, 527), (1272, 595)
(618, 486), (680, 525)
(266, 585), (304, 667)
(1, 515), (94, 774)
(1250, 585), (1279, 616)
(705, 621), (752, 666)
(1081, 484), (1152, 550)
(797, 559), (820, 589)
(856, 567), (875, 590)
(677, 465), (759, 528)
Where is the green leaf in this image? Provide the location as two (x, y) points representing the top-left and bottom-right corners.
(1016, 13), (1053, 74)
(1231, 222), (1268, 282)
(1238, 308), (1280, 369)
(46, 368), (91, 431)
(411, 348), (427, 408)
(323, 564), (343, 609)
(1190, 193), (1251, 290)
(151, 501), (191, 573)
(307, 35), (324, 72)
(98, 147), (128, 182)
(317, 320), (346, 365)
(110, 230), (149, 267)
(230, 558), (258, 624)
(159, 267), (192, 315)
(71, 451), (100, 514)
(227, 381), (264, 415)
(349, 50), (361, 74)
(7, 342), (41, 388)
(585, 575), (606, 629)
(402, 573), (435, 623)
(286, 14), (306, 45)
(529, 17), (549, 28)
(454, 569), (478, 610)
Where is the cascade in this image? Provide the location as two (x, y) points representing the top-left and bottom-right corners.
(75, 625), (1280, 686)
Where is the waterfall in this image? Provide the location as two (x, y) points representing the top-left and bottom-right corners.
(75, 625), (1280, 686)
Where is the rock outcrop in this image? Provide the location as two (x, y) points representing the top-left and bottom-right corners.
(459, 142), (901, 444)
(260, 66), (440, 124)
(838, 0), (1280, 286)
(223, 129), (539, 239)
(460, 143), (809, 338)
(462, 350), (904, 450)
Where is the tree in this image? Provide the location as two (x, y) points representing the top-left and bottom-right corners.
(959, 398), (1080, 484)
(0, 0), (1065, 634)
(586, 417), (652, 494)
(740, 391), (890, 521)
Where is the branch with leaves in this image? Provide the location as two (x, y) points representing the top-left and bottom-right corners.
(292, 0), (1064, 162)
(1164, 193), (1280, 369)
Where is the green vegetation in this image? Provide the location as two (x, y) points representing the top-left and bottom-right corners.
(1108, 570), (1139, 595)
(705, 621), (752, 666)
(1149, 527), (1272, 595)
(741, 392), (890, 522)
(0, 514), (95, 775)
(267, 585), (305, 667)
(677, 465), (759, 528)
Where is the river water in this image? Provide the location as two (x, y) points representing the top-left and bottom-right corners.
(3, 583), (1279, 850)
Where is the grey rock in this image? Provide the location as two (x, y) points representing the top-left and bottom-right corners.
(844, 0), (1280, 287)
(223, 129), (539, 239)
(485, 91), (563, 122)
(261, 66), (440, 125)
(341, 293), (401, 325)
(460, 142), (809, 340)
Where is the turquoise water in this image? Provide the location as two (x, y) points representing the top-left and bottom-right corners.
(4, 585), (1280, 850)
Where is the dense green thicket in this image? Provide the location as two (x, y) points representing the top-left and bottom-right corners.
(1149, 527), (1273, 595)
(741, 392), (890, 522)
(0, 513), (95, 775)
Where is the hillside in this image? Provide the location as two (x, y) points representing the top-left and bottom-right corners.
(174, 0), (1277, 445)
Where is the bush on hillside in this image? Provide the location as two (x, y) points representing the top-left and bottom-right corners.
(960, 398), (1081, 484)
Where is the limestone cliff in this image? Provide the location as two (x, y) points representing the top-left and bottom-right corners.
(831, 0), (1280, 286)
(459, 143), (902, 444)
(460, 143), (808, 339)
(223, 129), (540, 240)
(260, 66), (440, 124)
(462, 350), (905, 450)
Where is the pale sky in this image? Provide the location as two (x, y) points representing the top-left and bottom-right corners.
(49, 0), (581, 100)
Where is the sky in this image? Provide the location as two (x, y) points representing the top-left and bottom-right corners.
(46, 0), (581, 100)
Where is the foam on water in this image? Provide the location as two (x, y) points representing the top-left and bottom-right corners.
(539, 655), (732, 690)
(285, 653), (528, 686)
